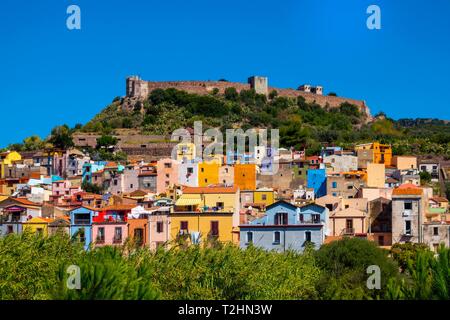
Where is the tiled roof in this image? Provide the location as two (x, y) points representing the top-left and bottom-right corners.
(14, 197), (42, 206)
(430, 196), (449, 203)
(392, 184), (423, 196)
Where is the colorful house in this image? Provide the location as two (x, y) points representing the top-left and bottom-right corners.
(22, 217), (54, 235)
(355, 142), (392, 168)
(171, 186), (240, 244)
(239, 201), (328, 252)
(234, 164), (256, 191)
(156, 158), (179, 195)
(198, 161), (220, 187)
(0, 151), (22, 178)
(91, 204), (133, 246)
(69, 206), (95, 250)
(307, 169), (327, 198)
(175, 142), (197, 162)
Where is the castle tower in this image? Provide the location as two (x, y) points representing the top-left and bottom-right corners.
(248, 76), (268, 95)
(126, 76), (149, 98)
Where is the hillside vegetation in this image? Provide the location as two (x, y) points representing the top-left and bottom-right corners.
(80, 88), (450, 157)
(4, 88), (450, 158)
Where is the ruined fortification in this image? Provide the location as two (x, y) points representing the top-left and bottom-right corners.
(125, 75), (372, 118)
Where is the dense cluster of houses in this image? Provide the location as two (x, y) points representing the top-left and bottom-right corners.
(0, 141), (448, 252)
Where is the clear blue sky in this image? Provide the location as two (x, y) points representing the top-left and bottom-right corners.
(1, 0), (450, 147)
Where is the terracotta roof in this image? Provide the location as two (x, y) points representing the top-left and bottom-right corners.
(430, 196), (449, 203)
(14, 197), (42, 206)
(138, 172), (157, 177)
(105, 162), (118, 167)
(129, 190), (148, 197)
(182, 186), (239, 194)
(392, 184), (423, 196)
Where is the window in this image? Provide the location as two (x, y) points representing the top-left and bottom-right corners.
(187, 167), (194, 174)
(130, 184), (133, 189)
(262, 194), (267, 201)
(274, 212), (288, 225)
(164, 163), (172, 168)
(273, 231), (281, 244)
(204, 178), (208, 183)
(156, 221), (164, 233)
(180, 221), (188, 232)
(114, 227), (122, 242)
(404, 202), (412, 210)
(305, 231), (312, 242)
(97, 227), (105, 242)
(345, 205), (349, 209)
(332, 182), (337, 188)
(247, 232), (253, 243)
(312, 214), (320, 223)
(346, 219), (353, 230)
(216, 202), (224, 209)
(405, 221), (412, 235)
(165, 173), (170, 178)
(201, 168), (204, 172)
(420, 166), (426, 171)
(347, 185), (353, 190)
(299, 214), (304, 223)
(433, 227), (439, 236)
(114, 180), (118, 186)
(210, 221), (219, 237)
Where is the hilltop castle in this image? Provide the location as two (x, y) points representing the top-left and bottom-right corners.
(125, 75), (371, 118)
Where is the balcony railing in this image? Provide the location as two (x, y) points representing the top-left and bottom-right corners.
(343, 228), (355, 235)
(73, 219), (90, 225)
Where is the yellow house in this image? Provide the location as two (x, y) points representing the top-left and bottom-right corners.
(176, 142), (196, 161)
(253, 188), (275, 207)
(392, 156), (417, 170)
(22, 217), (54, 235)
(171, 186), (241, 244)
(0, 151), (21, 178)
(355, 142), (392, 167)
(169, 212), (235, 243)
(198, 162), (220, 187)
(366, 163), (386, 188)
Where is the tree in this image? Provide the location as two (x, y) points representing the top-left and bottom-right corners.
(23, 135), (44, 151)
(96, 135), (118, 150)
(269, 89), (278, 100)
(315, 238), (399, 299)
(48, 125), (74, 150)
(224, 87), (239, 101)
(419, 171), (432, 185)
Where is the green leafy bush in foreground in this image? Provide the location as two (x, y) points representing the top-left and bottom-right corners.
(2, 233), (450, 300)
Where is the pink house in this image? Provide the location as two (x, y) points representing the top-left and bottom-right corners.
(92, 204), (134, 246)
(52, 179), (81, 205)
(148, 210), (170, 250)
(156, 158), (179, 195)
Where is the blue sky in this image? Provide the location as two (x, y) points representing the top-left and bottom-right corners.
(1, 0), (449, 147)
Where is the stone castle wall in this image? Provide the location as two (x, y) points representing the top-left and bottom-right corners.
(126, 78), (371, 117)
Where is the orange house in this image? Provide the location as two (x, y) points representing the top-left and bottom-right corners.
(128, 218), (148, 247)
(234, 164), (256, 191)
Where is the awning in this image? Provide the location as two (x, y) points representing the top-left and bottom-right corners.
(175, 195), (202, 206)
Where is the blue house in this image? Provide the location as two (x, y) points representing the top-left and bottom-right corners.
(239, 201), (328, 252)
(69, 206), (95, 250)
(307, 169), (327, 198)
(82, 161), (107, 183)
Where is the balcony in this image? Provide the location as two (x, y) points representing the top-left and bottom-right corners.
(343, 228), (355, 235)
(73, 218), (91, 225)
